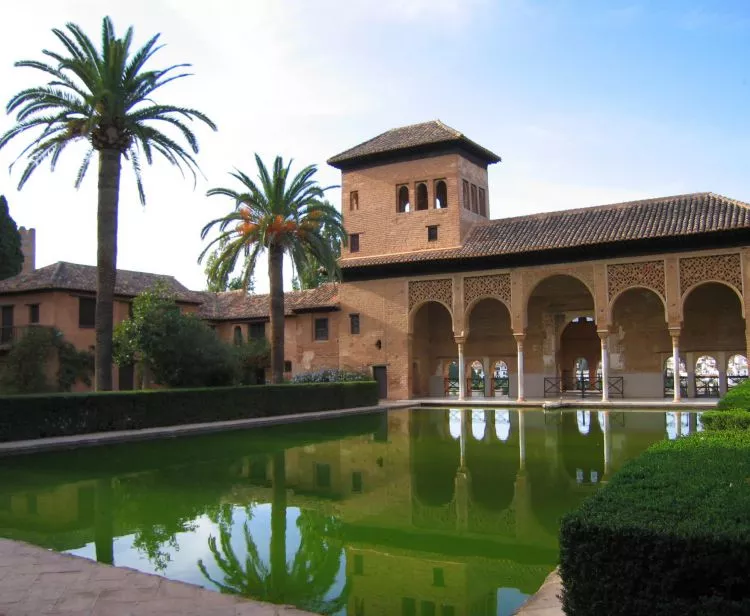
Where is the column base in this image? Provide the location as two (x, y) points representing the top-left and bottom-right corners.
(517, 396), (526, 403)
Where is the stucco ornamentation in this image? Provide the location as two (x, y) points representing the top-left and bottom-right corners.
(679, 254), (742, 296)
(408, 278), (453, 312)
(463, 274), (511, 309)
(607, 260), (666, 301)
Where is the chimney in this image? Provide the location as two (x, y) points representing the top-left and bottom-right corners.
(18, 227), (36, 273)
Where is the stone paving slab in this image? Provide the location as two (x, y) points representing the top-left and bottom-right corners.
(0, 539), (316, 615)
(514, 569), (564, 616)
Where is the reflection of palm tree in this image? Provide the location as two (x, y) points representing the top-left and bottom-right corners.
(198, 452), (348, 613)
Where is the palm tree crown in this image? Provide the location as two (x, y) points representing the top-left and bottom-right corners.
(0, 16), (216, 390)
(200, 154), (345, 383)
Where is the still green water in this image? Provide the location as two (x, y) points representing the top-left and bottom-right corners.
(0, 408), (702, 615)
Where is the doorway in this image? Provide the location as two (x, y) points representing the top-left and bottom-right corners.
(373, 365), (388, 399)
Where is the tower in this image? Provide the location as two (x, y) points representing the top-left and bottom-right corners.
(18, 227), (36, 273)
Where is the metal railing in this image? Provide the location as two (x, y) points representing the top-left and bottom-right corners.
(663, 375), (688, 398)
(728, 375), (748, 389)
(544, 376), (624, 399)
(443, 377), (459, 396)
(695, 376), (720, 398)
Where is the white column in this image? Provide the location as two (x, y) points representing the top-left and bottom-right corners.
(599, 332), (610, 402)
(671, 330), (681, 403)
(515, 334), (526, 402)
(518, 410), (526, 471)
(457, 340), (466, 401)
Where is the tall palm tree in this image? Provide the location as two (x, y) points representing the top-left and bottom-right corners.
(200, 155), (344, 383)
(0, 17), (216, 390)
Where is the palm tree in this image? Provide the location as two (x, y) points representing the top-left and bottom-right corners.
(0, 17), (216, 390)
(200, 155), (344, 383)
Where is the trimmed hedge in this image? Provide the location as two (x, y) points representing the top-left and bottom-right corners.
(717, 378), (750, 410)
(559, 431), (750, 615)
(0, 381), (379, 442)
(701, 409), (750, 431)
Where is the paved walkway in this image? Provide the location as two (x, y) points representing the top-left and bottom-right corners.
(514, 570), (564, 615)
(0, 539), (315, 616)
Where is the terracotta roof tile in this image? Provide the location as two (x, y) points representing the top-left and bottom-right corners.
(0, 262), (203, 303)
(327, 120), (501, 168)
(198, 283), (339, 321)
(340, 192), (750, 268)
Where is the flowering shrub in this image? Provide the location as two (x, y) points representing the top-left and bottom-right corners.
(291, 369), (371, 383)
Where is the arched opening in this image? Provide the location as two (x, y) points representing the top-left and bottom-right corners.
(574, 358), (590, 389)
(469, 360), (485, 397)
(562, 410), (603, 485)
(397, 185), (410, 213)
(610, 287), (670, 398)
(416, 183), (428, 211)
(410, 301), (454, 397)
(493, 360), (510, 397)
(728, 354), (748, 389)
(445, 360), (459, 396)
(559, 318), (598, 394)
(233, 325), (243, 345)
(683, 282), (744, 398)
(410, 411), (459, 509)
(435, 180), (448, 209)
(527, 275), (595, 398)
(666, 411), (691, 440)
(663, 356), (688, 399)
(465, 298), (514, 397)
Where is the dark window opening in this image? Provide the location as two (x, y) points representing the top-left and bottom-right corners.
(441, 606), (455, 616)
(433, 568), (445, 587)
(402, 598), (417, 616)
(416, 182), (428, 210)
(462, 180), (470, 210)
(421, 601), (436, 616)
(397, 185), (410, 213)
(350, 233), (360, 253)
(249, 322), (265, 340)
(28, 304), (39, 324)
(354, 553), (364, 575)
(478, 187), (487, 217)
(26, 493), (37, 515)
(435, 180), (448, 209)
(314, 317), (329, 341)
(78, 297), (96, 328)
(250, 459), (267, 482)
(350, 190), (359, 211)
(352, 471), (363, 493)
(128, 302), (134, 319)
(233, 325), (243, 345)
(470, 184), (478, 213)
(350, 313), (360, 335)
(284, 360), (292, 372)
(427, 225), (438, 242)
(354, 598), (365, 616)
(315, 463), (331, 488)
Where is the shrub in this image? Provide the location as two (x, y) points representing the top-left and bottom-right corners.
(559, 431), (750, 615)
(291, 369), (372, 383)
(233, 338), (270, 385)
(700, 409), (750, 431)
(717, 379), (750, 410)
(0, 381), (379, 442)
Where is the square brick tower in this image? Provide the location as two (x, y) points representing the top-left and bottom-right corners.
(328, 120), (501, 262)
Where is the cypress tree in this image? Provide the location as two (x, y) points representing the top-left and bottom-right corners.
(0, 195), (24, 280)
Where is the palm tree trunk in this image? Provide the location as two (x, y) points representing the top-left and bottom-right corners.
(268, 243), (285, 384)
(270, 451), (287, 602)
(95, 149), (122, 391)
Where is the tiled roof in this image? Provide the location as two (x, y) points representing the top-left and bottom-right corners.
(0, 262), (203, 303)
(340, 192), (750, 268)
(198, 283), (339, 321)
(327, 120), (501, 168)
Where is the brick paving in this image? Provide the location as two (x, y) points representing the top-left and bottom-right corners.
(0, 539), (315, 616)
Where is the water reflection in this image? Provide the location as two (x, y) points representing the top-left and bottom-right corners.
(0, 409), (701, 616)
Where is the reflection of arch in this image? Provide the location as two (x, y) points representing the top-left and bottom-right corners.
(411, 413), (459, 506)
(448, 409), (461, 440)
(416, 182), (428, 211)
(608, 286), (667, 322)
(562, 411), (603, 484)
(495, 410), (511, 441)
(470, 409), (486, 440)
(466, 413), (518, 511)
(682, 280), (744, 316)
(666, 412), (690, 440)
(577, 410), (591, 435)
(435, 180), (448, 209)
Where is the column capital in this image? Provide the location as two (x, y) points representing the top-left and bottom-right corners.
(454, 336), (466, 346)
(597, 329), (610, 340)
(668, 325), (681, 338)
(513, 332), (526, 342)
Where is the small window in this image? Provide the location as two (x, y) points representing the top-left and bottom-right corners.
(249, 321), (265, 340)
(432, 568), (445, 587)
(416, 182), (428, 210)
(352, 471), (363, 493)
(478, 187), (487, 217)
(462, 180), (470, 210)
(314, 317), (329, 341)
(233, 325), (243, 345)
(354, 553), (364, 575)
(435, 180), (448, 209)
(421, 602), (436, 616)
(284, 360), (292, 372)
(470, 184), (478, 213)
(128, 302), (134, 319)
(402, 598), (417, 616)
(350, 233), (360, 253)
(78, 297), (96, 328)
(441, 607), (455, 616)
(350, 190), (359, 211)
(350, 313), (360, 335)
(315, 463), (331, 488)
(28, 304), (39, 324)
(397, 185), (410, 213)
(427, 225), (438, 242)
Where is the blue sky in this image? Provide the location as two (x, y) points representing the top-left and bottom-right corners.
(0, 0), (748, 292)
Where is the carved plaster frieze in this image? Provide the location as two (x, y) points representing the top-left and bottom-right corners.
(607, 260), (666, 302)
(463, 274), (511, 309)
(679, 254), (742, 297)
(408, 278), (453, 312)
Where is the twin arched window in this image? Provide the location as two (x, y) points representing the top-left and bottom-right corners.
(435, 180), (448, 209)
(416, 183), (428, 210)
(397, 185), (410, 213)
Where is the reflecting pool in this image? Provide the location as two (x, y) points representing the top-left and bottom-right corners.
(0, 408), (703, 615)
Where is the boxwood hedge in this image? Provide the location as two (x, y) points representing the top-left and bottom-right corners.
(701, 409), (750, 432)
(0, 381), (379, 442)
(559, 431), (750, 615)
(717, 379), (750, 410)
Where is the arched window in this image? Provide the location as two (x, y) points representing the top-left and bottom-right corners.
(233, 326), (243, 345)
(574, 357), (589, 386)
(695, 355), (720, 398)
(728, 354), (748, 389)
(493, 360), (509, 396)
(470, 360), (484, 394)
(416, 183), (428, 210)
(397, 185), (410, 213)
(435, 180), (448, 209)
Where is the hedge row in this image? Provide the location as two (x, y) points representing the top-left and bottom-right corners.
(701, 409), (750, 431)
(716, 378), (750, 410)
(0, 381), (379, 442)
(559, 431), (750, 615)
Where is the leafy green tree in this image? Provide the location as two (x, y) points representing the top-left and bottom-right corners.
(291, 200), (341, 291)
(0, 195), (23, 280)
(0, 17), (216, 391)
(199, 155), (345, 384)
(204, 238), (255, 292)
